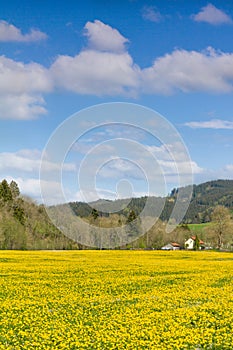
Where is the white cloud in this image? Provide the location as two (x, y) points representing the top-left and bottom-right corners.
(0, 56), (51, 94)
(6, 177), (64, 204)
(0, 149), (75, 173)
(224, 164), (233, 174)
(142, 6), (162, 22)
(84, 20), (129, 53)
(98, 158), (144, 180)
(185, 119), (233, 129)
(0, 94), (47, 120)
(51, 20), (139, 96)
(194, 164), (233, 186)
(71, 188), (119, 202)
(4, 20), (233, 119)
(51, 50), (139, 96)
(4, 176), (42, 200)
(77, 140), (201, 188)
(145, 143), (203, 176)
(0, 56), (52, 119)
(192, 4), (232, 25)
(142, 47), (233, 94)
(0, 20), (47, 42)
(72, 188), (157, 202)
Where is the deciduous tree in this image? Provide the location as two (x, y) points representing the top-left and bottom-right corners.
(211, 206), (231, 249)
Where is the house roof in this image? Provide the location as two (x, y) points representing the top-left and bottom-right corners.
(171, 242), (180, 247)
(161, 243), (179, 249)
(191, 236), (204, 245)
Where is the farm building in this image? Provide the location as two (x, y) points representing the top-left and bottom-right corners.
(161, 242), (181, 250)
(185, 236), (205, 250)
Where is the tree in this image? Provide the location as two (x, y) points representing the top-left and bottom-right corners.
(193, 235), (200, 251)
(2, 218), (26, 250)
(13, 201), (25, 225)
(211, 206), (231, 249)
(125, 210), (142, 248)
(91, 208), (99, 221)
(0, 179), (12, 204)
(145, 219), (166, 249)
(10, 180), (20, 199)
(126, 210), (137, 223)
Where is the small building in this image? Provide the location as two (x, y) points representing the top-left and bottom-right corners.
(185, 236), (205, 250)
(161, 242), (181, 251)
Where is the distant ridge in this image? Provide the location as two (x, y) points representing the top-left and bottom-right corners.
(69, 179), (233, 224)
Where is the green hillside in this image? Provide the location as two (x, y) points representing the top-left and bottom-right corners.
(1, 178), (233, 250)
(0, 180), (78, 250)
(183, 180), (233, 223)
(70, 179), (233, 224)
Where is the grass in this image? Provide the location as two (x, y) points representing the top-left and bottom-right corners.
(187, 222), (212, 232)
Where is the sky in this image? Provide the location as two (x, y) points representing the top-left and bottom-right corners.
(1, 0), (233, 204)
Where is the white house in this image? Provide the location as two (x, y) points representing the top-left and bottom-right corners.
(161, 242), (181, 250)
(185, 236), (205, 250)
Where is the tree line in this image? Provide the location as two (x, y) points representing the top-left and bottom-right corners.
(0, 179), (232, 250)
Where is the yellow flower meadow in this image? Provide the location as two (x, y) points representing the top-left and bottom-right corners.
(0, 250), (233, 349)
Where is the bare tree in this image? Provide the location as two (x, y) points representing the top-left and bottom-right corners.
(211, 206), (231, 249)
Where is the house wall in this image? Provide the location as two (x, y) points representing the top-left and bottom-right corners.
(185, 238), (194, 250)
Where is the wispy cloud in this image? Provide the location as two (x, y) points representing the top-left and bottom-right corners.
(185, 119), (233, 129)
(142, 6), (163, 23)
(0, 149), (75, 173)
(0, 20), (47, 42)
(194, 164), (233, 186)
(192, 4), (232, 25)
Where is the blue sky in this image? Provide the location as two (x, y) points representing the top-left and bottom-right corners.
(1, 0), (233, 203)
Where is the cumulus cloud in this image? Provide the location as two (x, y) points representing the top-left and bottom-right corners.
(142, 6), (163, 22)
(192, 4), (232, 25)
(51, 35), (233, 97)
(6, 177), (64, 204)
(50, 20), (140, 96)
(0, 94), (47, 120)
(4, 20), (233, 119)
(84, 20), (129, 53)
(0, 20), (47, 42)
(0, 56), (51, 94)
(0, 149), (75, 204)
(0, 56), (52, 119)
(51, 50), (139, 96)
(185, 119), (233, 129)
(142, 47), (233, 94)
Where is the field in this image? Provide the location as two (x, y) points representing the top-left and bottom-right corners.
(0, 251), (233, 349)
(187, 223), (211, 233)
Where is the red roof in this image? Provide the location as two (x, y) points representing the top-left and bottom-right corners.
(171, 242), (180, 247)
(191, 236), (204, 245)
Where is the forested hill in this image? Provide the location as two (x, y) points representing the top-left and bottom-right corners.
(70, 179), (233, 224)
(1, 178), (233, 250)
(0, 179), (78, 250)
(183, 179), (233, 223)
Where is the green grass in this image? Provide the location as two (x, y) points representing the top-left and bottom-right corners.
(187, 222), (212, 232)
